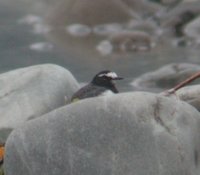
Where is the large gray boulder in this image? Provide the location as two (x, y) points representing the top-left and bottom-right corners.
(0, 64), (79, 141)
(4, 92), (200, 175)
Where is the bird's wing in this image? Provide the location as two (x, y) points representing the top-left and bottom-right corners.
(71, 84), (107, 102)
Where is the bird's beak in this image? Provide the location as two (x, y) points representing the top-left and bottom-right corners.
(113, 77), (123, 80)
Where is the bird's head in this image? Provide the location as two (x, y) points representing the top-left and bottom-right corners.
(91, 70), (123, 92)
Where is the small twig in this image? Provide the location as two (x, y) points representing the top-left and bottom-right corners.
(163, 71), (200, 96)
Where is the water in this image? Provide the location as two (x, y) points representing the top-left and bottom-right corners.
(1, 0), (200, 92)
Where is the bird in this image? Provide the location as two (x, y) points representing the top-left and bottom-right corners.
(71, 70), (123, 102)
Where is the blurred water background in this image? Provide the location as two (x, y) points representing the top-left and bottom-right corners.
(1, 0), (200, 91)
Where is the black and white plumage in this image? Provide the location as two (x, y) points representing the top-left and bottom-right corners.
(71, 70), (123, 102)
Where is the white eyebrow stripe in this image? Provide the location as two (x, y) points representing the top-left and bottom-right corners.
(98, 72), (118, 78)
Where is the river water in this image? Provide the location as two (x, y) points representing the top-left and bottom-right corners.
(1, 0), (200, 91)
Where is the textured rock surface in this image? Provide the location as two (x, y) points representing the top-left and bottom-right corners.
(4, 92), (200, 175)
(131, 63), (200, 92)
(0, 64), (79, 140)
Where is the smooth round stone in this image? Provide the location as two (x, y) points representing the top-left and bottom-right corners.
(0, 64), (79, 141)
(4, 92), (200, 175)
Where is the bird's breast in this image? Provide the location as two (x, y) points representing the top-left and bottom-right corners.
(100, 90), (114, 97)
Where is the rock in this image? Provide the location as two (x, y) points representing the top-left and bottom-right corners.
(4, 92), (200, 175)
(131, 63), (200, 92)
(160, 1), (200, 37)
(127, 20), (161, 36)
(177, 84), (200, 111)
(66, 24), (92, 37)
(96, 31), (155, 55)
(46, 0), (134, 26)
(45, 0), (139, 57)
(93, 23), (124, 36)
(122, 0), (163, 17)
(29, 42), (54, 52)
(184, 16), (200, 41)
(46, 0), (163, 26)
(0, 64), (79, 141)
(159, 0), (182, 6)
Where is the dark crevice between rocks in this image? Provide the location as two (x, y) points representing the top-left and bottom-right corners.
(153, 98), (171, 134)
